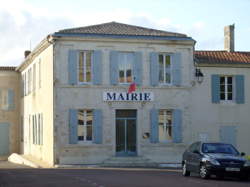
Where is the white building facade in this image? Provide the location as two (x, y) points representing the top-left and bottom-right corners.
(1, 22), (249, 167)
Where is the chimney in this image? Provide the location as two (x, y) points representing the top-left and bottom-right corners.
(24, 50), (31, 58)
(224, 24), (235, 52)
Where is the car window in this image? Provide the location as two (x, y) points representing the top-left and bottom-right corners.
(189, 142), (200, 153)
(202, 143), (239, 155)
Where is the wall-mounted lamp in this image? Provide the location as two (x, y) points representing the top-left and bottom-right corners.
(195, 68), (204, 83)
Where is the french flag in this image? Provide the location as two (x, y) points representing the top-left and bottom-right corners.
(128, 82), (136, 93)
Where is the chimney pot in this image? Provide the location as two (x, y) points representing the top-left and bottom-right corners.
(24, 50), (31, 58)
(224, 24), (235, 52)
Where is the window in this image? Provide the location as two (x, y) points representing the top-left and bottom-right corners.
(118, 52), (134, 83)
(77, 109), (93, 142)
(20, 116), (24, 142)
(220, 76), (233, 101)
(158, 109), (172, 142)
(78, 51), (92, 83)
(38, 59), (41, 88)
(0, 89), (8, 110)
(159, 54), (171, 84)
(32, 113), (43, 145)
(33, 64), (36, 92)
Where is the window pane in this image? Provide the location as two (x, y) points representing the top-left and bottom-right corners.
(166, 125), (172, 140)
(220, 77), (225, 84)
(126, 69), (132, 83)
(228, 85), (233, 92)
(86, 110), (93, 125)
(86, 51), (92, 82)
(220, 85), (225, 92)
(87, 125), (92, 141)
(159, 123), (165, 142)
(227, 76), (232, 84)
(228, 93), (233, 100)
(220, 93), (225, 100)
(79, 52), (84, 82)
(119, 71), (125, 82)
(159, 55), (164, 83)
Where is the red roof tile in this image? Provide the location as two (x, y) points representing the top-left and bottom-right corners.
(195, 51), (250, 64)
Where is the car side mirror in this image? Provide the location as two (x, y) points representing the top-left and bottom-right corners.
(241, 152), (246, 156)
(193, 150), (200, 154)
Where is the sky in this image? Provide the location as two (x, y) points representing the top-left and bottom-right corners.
(0, 0), (249, 66)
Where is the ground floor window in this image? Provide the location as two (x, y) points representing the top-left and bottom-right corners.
(32, 113), (43, 145)
(158, 109), (172, 142)
(77, 109), (93, 142)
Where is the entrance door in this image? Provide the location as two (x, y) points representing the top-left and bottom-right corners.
(116, 110), (137, 156)
(0, 123), (10, 156)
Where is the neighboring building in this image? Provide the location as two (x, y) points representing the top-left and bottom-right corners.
(0, 67), (20, 159)
(0, 22), (249, 167)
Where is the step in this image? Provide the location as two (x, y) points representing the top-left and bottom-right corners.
(101, 156), (158, 167)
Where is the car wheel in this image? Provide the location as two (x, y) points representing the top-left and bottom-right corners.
(199, 164), (210, 179)
(182, 162), (190, 176)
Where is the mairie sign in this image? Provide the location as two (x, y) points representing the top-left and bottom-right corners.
(103, 92), (154, 102)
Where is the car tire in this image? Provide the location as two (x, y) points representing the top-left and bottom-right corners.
(182, 162), (190, 177)
(199, 164), (210, 179)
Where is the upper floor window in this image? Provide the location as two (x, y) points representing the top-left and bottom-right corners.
(158, 109), (172, 142)
(220, 76), (233, 101)
(159, 54), (171, 84)
(78, 109), (93, 142)
(118, 52), (134, 84)
(78, 51), (92, 83)
(0, 89), (14, 110)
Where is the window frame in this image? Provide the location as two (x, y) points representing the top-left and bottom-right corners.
(220, 75), (234, 103)
(158, 53), (172, 85)
(77, 51), (93, 84)
(158, 109), (173, 143)
(118, 52), (134, 85)
(77, 109), (93, 144)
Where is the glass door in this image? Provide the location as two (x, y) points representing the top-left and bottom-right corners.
(116, 110), (137, 156)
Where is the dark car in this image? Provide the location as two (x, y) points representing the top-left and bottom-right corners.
(182, 141), (250, 180)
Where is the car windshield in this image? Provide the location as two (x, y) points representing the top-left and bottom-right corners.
(202, 143), (239, 155)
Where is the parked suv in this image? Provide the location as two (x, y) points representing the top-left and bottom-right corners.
(182, 142), (250, 180)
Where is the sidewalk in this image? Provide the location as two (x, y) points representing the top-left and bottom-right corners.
(0, 161), (30, 169)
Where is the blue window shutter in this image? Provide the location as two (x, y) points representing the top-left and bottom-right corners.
(172, 53), (182, 86)
(110, 51), (118, 85)
(8, 89), (14, 110)
(150, 52), (159, 86)
(235, 75), (245, 104)
(69, 109), (78, 144)
(68, 50), (78, 85)
(211, 75), (220, 103)
(173, 109), (182, 143)
(220, 126), (237, 147)
(134, 52), (142, 85)
(0, 123), (10, 156)
(93, 50), (102, 85)
(93, 109), (102, 144)
(150, 109), (159, 143)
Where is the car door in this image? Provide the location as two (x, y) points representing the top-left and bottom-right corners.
(184, 143), (197, 172)
(191, 142), (203, 172)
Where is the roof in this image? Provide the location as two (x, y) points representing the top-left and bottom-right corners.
(0, 66), (16, 71)
(195, 51), (250, 65)
(55, 21), (188, 38)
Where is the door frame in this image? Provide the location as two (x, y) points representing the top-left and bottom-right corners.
(115, 110), (137, 157)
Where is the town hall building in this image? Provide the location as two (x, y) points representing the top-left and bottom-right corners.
(0, 22), (250, 167)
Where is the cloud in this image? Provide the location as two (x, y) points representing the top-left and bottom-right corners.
(0, 3), (222, 66)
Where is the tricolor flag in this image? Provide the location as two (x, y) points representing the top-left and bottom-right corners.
(128, 82), (136, 93)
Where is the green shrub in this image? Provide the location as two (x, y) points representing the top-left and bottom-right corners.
(245, 155), (250, 160)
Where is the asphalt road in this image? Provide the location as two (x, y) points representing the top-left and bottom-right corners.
(0, 166), (250, 187)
